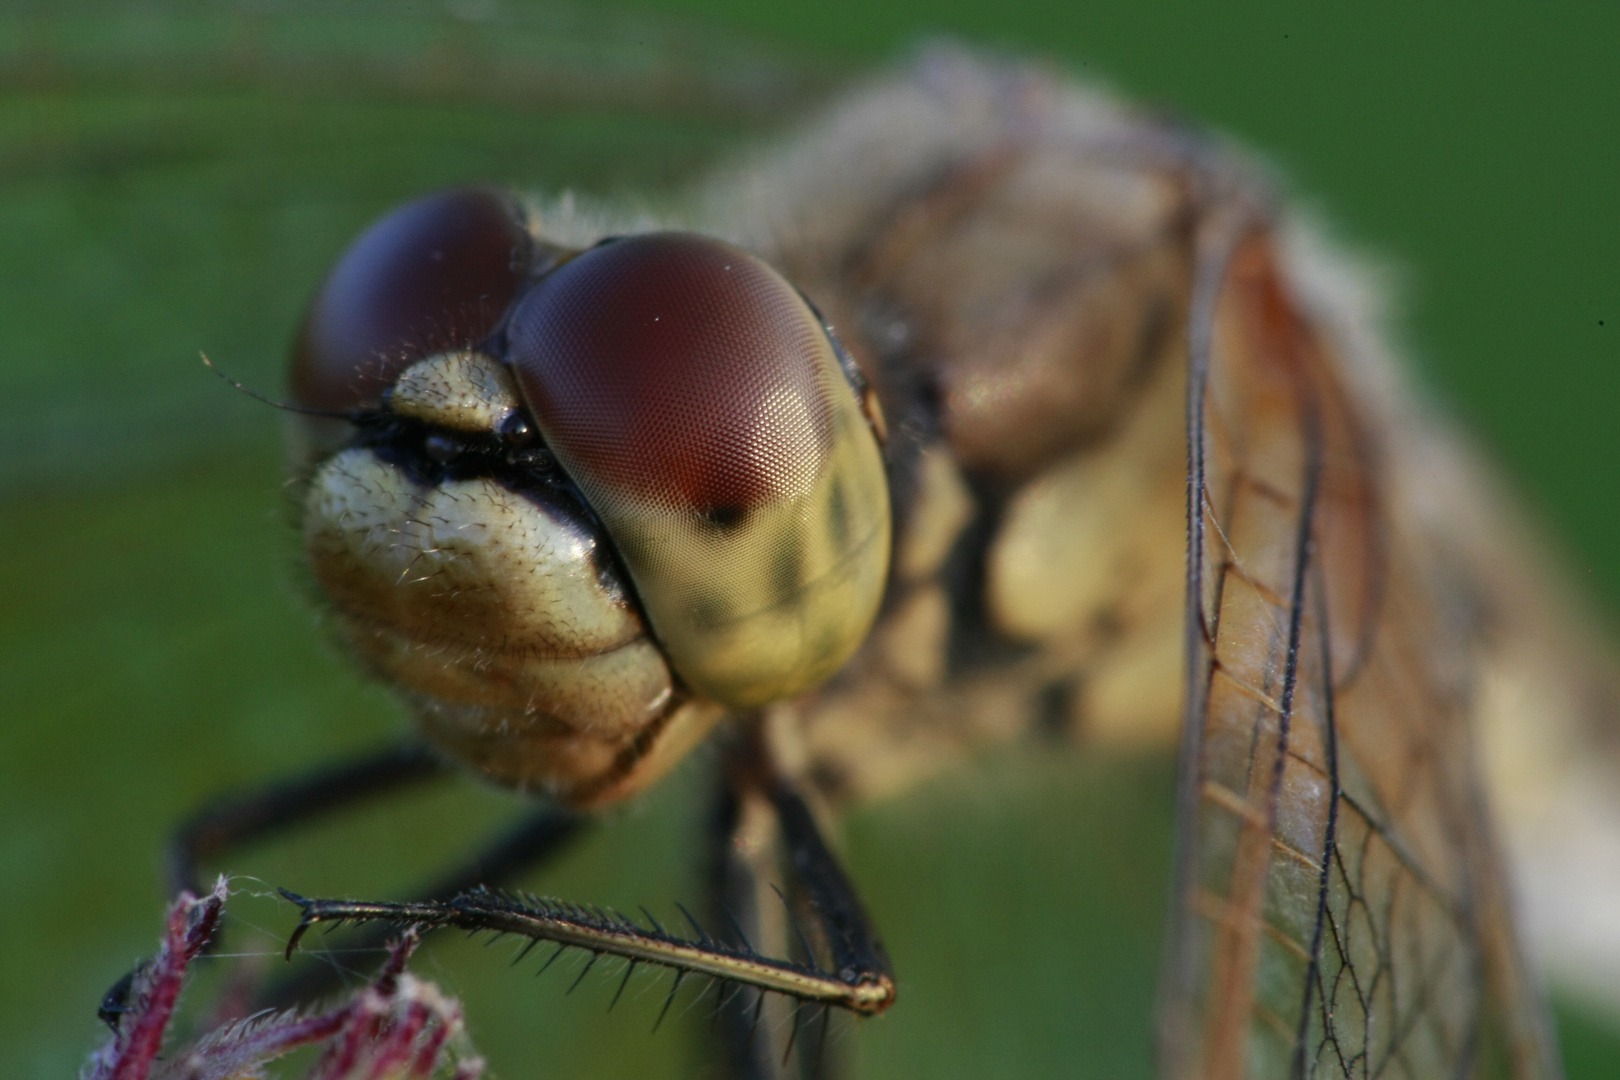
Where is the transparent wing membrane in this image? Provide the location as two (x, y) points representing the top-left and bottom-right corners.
(1160, 227), (1559, 1080)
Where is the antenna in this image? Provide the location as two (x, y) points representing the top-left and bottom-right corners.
(201, 353), (362, 421)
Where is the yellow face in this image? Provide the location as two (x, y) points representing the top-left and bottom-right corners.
(290, 190), (891, 807)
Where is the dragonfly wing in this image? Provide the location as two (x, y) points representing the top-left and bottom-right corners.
(1158, 224), (1560, 1080)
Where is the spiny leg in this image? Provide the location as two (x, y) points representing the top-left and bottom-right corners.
(101, 740), (450, 1027)
(108, 741), (586, 1024)
(257, 804), (585, 1010)
(710, 727), (882, 1080)
(710, 772), (784, 1080)
(710, 767), (839, 1080)
(281, 723), (895, 1048)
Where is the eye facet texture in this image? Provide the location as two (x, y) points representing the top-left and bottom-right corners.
(508, 233), (891, 708)
(290, 187), (532, 412)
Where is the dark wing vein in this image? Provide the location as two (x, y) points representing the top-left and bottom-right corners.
(1295, 556), (1344, 1078)
(1156, 222), (1559, 1080)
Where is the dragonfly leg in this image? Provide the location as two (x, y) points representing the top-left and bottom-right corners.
(710, 722), (891, 1080)
(168, 739), (450, 897)
(275, 724), (895, 1053)
(109, 742), (585, 1020)
(710, 771), (791, 1080)
(256, 805), (585, 1010)
(100, 741), (450, 1027)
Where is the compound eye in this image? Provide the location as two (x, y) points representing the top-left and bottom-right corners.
(290, 187), (532, 412)
(507, 233), (891, 708)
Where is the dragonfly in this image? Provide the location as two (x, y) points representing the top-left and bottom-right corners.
(139, 45), (1620, 1080)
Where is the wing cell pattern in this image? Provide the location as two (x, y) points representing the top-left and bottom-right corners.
(1158, 226), (1558, 1080)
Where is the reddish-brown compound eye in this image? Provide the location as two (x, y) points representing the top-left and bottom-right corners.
(509, 234), (839, 511)
(507, 233), (891, 709)
(289, 187), (532, 412)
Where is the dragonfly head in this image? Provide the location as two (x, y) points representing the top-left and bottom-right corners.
(288, 188), (891, 805)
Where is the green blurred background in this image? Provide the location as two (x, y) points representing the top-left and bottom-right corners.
(2, 3), (1617, 1077)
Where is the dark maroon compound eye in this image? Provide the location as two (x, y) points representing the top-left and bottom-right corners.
(504, 232), (892, 709)
(290, 187), (533, 412)
(505, 232), (835, 516)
